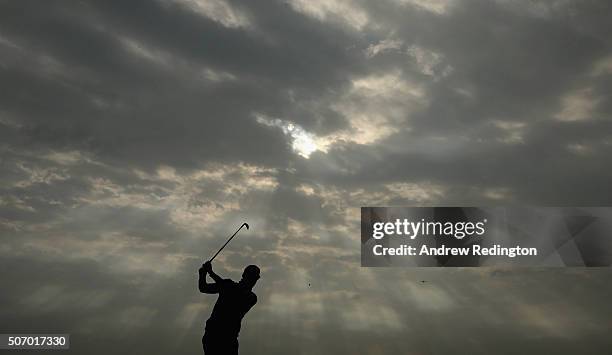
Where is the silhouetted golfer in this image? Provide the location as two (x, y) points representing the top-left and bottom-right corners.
(198, 261), (259, 355)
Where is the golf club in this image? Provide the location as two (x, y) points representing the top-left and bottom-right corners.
(208, 222), (249, 262)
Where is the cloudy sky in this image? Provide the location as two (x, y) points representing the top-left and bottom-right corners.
(1, 0), (612, 354)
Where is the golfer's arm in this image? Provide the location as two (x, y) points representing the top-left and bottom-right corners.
(198, 270), (219, 293)
(208, 269), (224, 284)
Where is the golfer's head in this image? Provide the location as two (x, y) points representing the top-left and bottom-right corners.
(242, 265), (260, 287)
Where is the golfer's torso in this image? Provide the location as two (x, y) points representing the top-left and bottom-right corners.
(206, 280), (254, 337)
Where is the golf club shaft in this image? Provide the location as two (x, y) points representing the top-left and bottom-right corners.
(209, 223), (248, 262)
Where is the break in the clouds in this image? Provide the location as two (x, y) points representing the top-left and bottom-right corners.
(1, 0), (612, 354)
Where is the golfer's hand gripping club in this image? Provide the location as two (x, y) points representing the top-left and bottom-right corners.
(201, 261), (213, 273)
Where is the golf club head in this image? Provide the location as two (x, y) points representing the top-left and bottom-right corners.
(243, 222), (250, 230)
